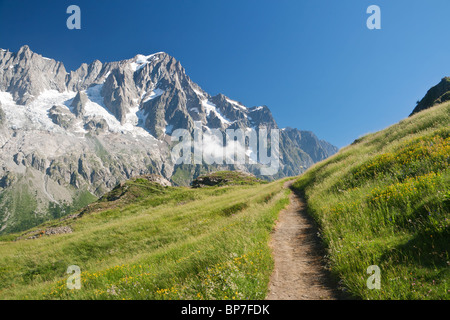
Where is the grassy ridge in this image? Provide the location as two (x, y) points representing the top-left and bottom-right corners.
(0, 177), (290, 300)
(292, 103), (450, 299)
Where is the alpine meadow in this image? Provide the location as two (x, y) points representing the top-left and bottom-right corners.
(0, 1), (449, 304)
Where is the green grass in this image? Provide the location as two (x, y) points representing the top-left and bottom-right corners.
(192, 171), (266, 188)
(292, 102), (450, 300)
(0, 176), (290, 300)
(170, 165), (196, 186)
(48, 189), (97, 220)
(0, 182), (40, 235)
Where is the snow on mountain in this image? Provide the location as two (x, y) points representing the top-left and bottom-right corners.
(142, 88), (164, 103)
(0, 85), (155, 139)
(202, 99), (231, 125)
(0, 89), (75, 132)
(129, 53), (161, 72)
(84, 84), (152, 137)
(226, 98), (246, 111)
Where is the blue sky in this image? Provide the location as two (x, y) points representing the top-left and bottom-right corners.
(1, 0), (449, 148)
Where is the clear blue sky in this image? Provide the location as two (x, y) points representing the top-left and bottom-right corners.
(1, 0), (449, 148)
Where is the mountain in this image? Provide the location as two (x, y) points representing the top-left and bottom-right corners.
(0, 45), (337, 234)
(410, 77), (450, 115)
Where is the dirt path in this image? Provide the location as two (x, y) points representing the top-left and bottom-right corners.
(266, 180), (339, 300)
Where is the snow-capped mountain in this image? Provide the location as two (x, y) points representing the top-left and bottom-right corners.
(0, 45), (337, 234)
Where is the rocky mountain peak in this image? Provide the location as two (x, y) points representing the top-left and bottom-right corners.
(17, 44), (32, 57)
(0, 45), (68, 105)
(71, 91), (88, 117)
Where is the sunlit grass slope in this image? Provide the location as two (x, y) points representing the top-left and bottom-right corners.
(293, 102), (450, 299)
(0, 175), (290, 300)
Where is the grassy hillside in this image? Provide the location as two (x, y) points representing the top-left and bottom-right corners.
(191, 171), (266, 188)
(292, 102), (450, 299)
(0, 174), (290, 300)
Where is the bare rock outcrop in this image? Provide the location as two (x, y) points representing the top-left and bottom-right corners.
(70, 91), (88, 117)
(0, 45), (67, 105)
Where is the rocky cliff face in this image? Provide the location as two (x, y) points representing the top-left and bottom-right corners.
(410, 77), (450, 116)
(0, 45), (338, 234)
(0, 45), (67, 105)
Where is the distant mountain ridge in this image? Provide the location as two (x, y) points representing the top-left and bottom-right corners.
(0, 45), (337, 234)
